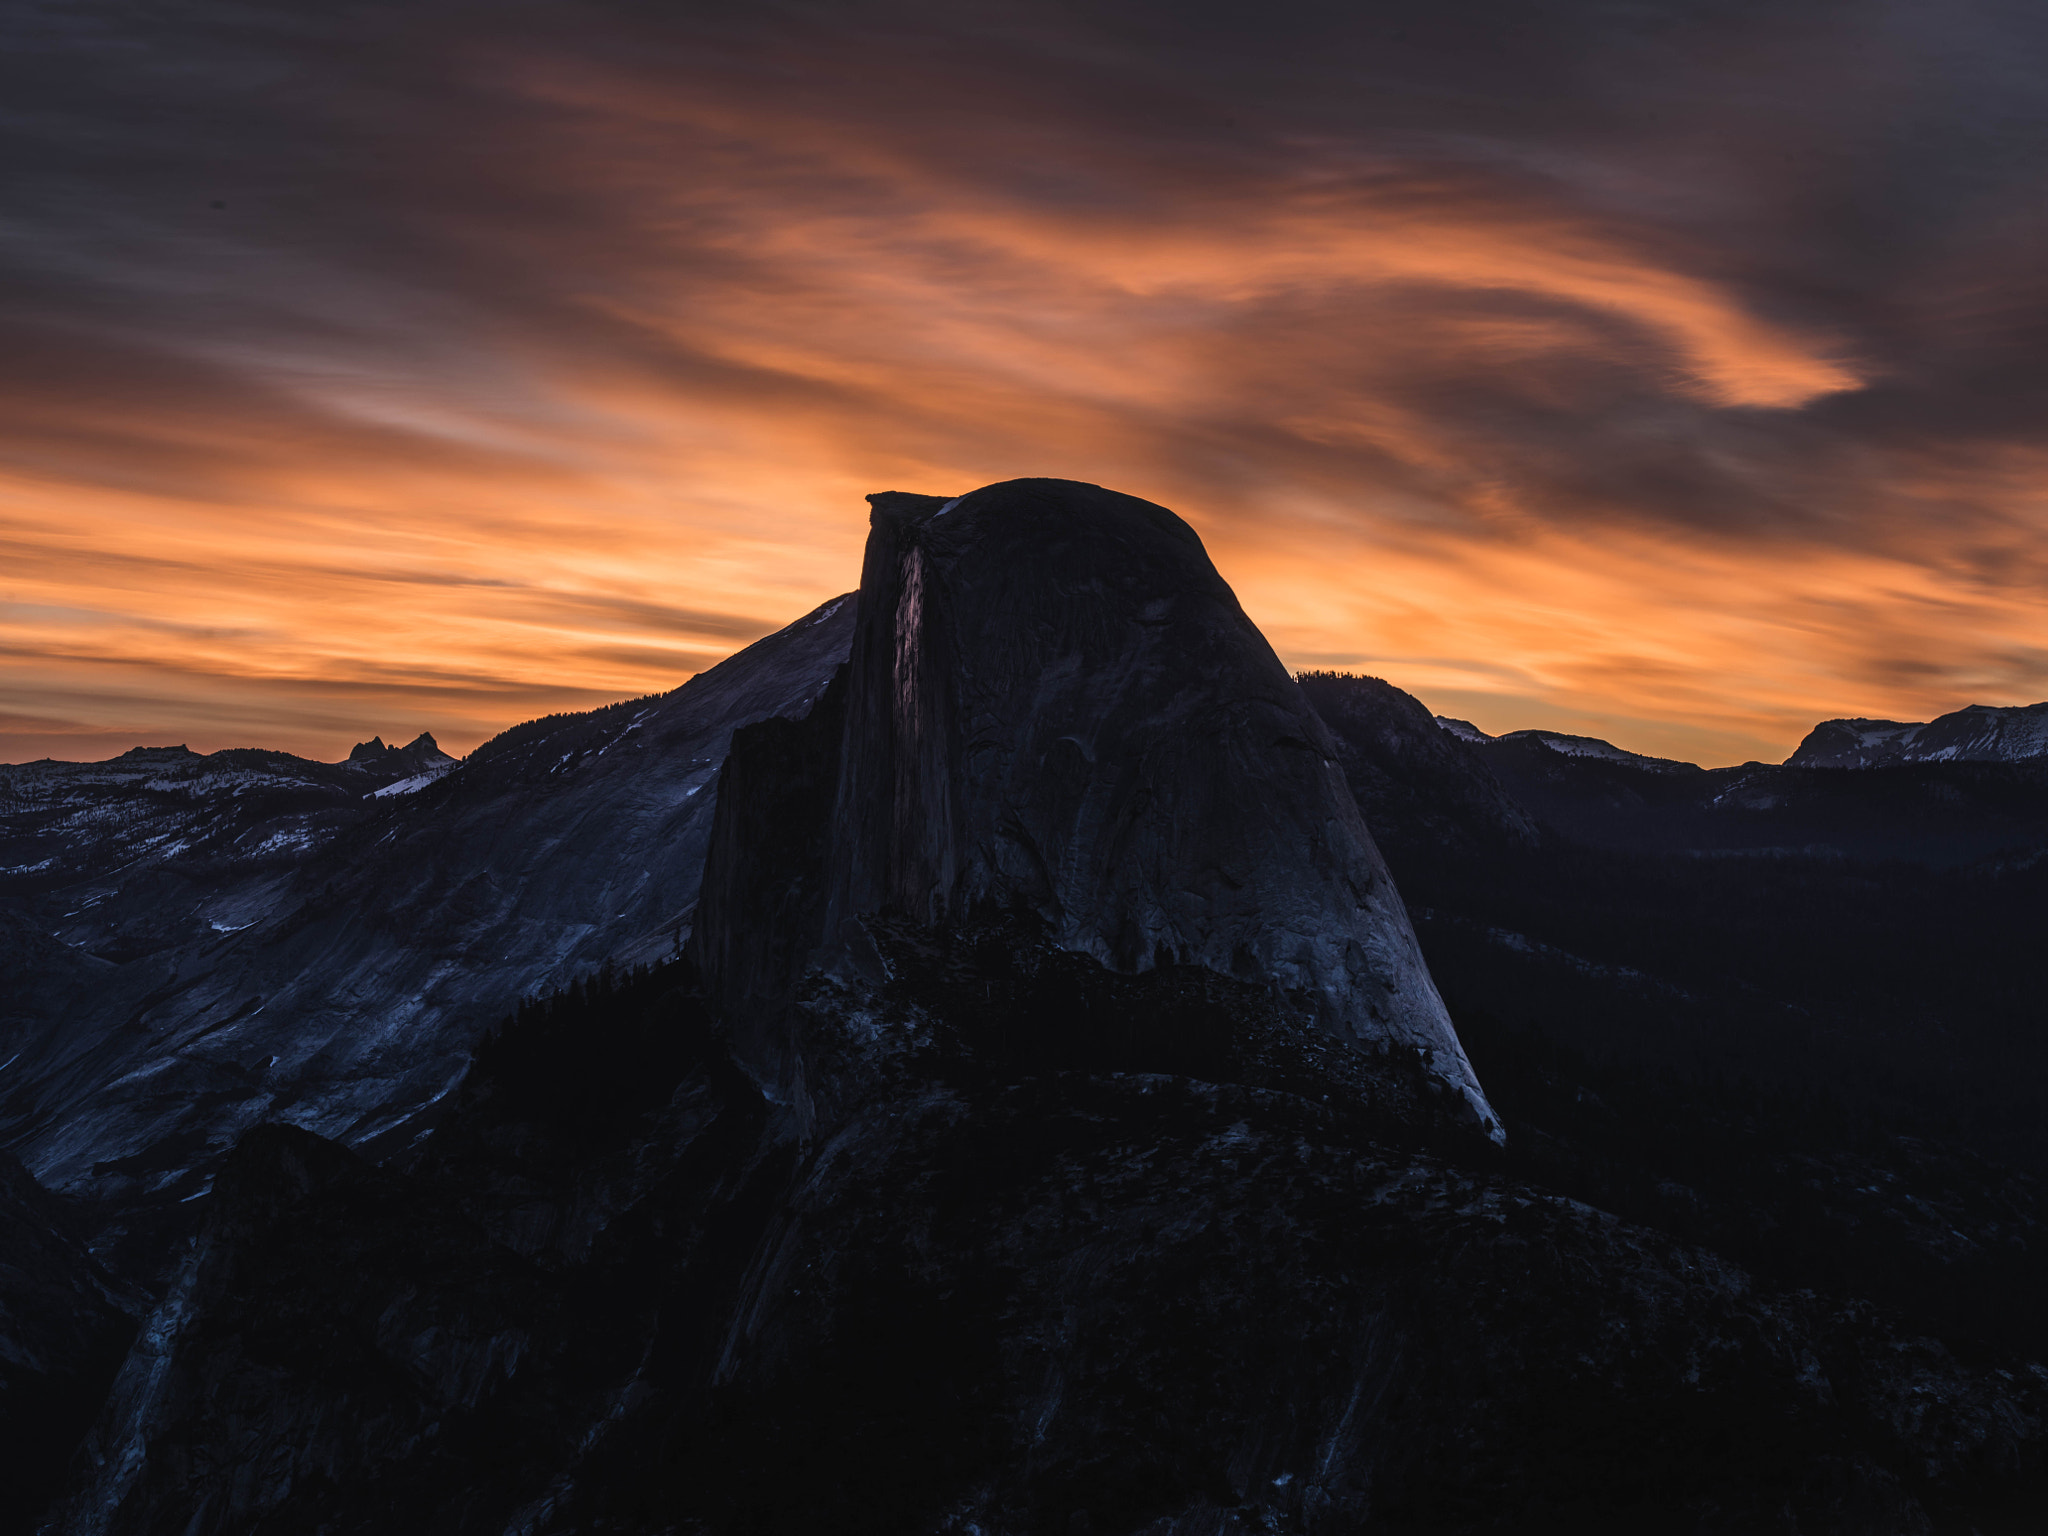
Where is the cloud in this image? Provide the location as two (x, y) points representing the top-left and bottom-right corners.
(3, 0), (2048, 763)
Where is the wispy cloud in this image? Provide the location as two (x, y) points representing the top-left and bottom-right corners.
(3, 0), (2047, 764)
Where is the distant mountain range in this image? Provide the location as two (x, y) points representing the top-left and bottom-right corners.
(1439, 698), (2048, 772)
(1787, 701), (2048, 767)
(0, 734), (454, 926)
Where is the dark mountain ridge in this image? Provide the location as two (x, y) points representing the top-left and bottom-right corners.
(1443, 697), (2048, 775)
(2, 736), (448, 915)
(1305, 675), (2048, 1173)
(1442, 722), (2048, 865)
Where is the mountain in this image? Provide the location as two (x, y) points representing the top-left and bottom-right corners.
(1442, 700), (2048, 775)
(346, 731), (454, 771)
(29, 480), (2044, 1536)
(1789, 701), (2048, 767)
(1291, 679), (2048, 1177)
(689, 481), (1496, 1137)
(1302, 679), (2048, 1376)
(0, 596), (853, 1277)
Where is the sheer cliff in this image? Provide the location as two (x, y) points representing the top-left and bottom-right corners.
(693, 479), (1497, 1137)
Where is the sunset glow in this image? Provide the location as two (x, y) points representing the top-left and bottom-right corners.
(7, 2), (2047, 765)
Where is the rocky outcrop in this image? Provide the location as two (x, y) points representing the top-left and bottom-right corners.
(693, 479), (1497, 1137)
(346, 731), (456, 788)
(1789, 702), (2048, 767)
(343, 732), (452, 772)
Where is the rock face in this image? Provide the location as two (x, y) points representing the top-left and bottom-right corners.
(1788, 701), (2048, 767)
(696, 479), (1496, 1136)
(56, 1124), (556, 1536)
(0, 596), (854, 1274)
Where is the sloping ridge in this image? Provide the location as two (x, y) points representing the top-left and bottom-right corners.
(5, 596), (856, 1248)
(696, 478), (1498, 1135)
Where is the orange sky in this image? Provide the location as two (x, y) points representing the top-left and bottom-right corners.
(6, 2), (2048, 767)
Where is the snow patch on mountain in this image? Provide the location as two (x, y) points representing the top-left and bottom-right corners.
(370, 767), (455, 798)
(1433, 716), (1493, 744)
(1432, 718), (1699, 773)
(1496, 730), (1701, 774)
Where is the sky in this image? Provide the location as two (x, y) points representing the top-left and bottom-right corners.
(5, 0), (2048, 767)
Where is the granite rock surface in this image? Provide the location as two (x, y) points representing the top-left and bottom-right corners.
(696, 479), (1497, 1136)
(1, 597), (853, 1275)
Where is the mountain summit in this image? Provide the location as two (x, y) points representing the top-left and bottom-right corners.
(344, 731), (455, 775)
(694, 477), (1498, 1137)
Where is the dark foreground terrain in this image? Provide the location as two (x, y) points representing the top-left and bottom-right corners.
(47, 944), (2048, 1535)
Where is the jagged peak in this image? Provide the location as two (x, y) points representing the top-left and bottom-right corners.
(342, 732), (455, 770)
(399, 731), (455, 764)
